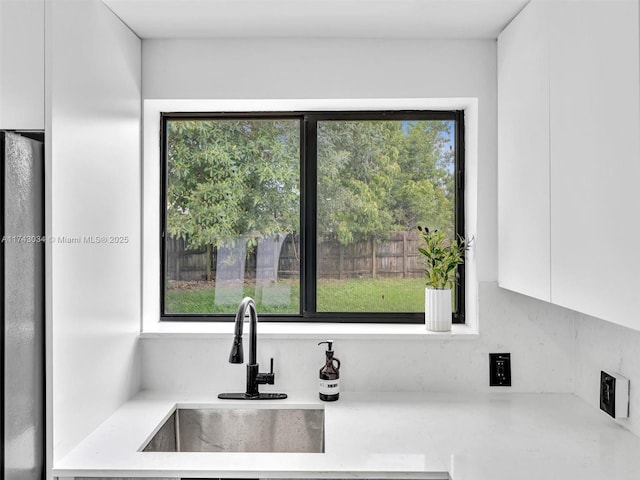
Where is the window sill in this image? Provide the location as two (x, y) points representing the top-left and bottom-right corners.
(140, 320), (479, 340)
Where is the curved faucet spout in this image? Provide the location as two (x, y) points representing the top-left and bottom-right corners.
(230, 296), (258, 365)
(219, 297), (286, 400)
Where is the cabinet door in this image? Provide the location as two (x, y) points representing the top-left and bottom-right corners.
(549, 0), (640, 329)
(0, 0), (45, 129)
(498, 1), (551, 301)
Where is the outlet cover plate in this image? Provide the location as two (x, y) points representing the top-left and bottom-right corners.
(600, 370), (629, 419)
(489, 353), (511, 387)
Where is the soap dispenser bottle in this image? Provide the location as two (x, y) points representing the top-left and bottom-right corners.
(318, 340), (341, 401)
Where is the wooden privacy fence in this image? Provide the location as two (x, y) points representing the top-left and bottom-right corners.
(166, 231), (425, 282)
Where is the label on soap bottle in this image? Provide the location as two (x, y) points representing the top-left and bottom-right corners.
(319, 378), (340, 396)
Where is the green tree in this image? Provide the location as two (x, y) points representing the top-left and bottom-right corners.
(317, 119), (455, 244)
(166, 119), (300, 251)
(167, 117), (455, 267)
(393, 120), (455, 234)
(317, 120), (402, 244)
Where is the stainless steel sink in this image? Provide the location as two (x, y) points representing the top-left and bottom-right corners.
(142, 407), (325, 453)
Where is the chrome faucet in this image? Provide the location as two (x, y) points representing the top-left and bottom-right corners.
(218, 297), (287, 400)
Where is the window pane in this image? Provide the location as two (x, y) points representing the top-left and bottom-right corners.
(316, 120), (456, 313)
(164, 119), (301, 314)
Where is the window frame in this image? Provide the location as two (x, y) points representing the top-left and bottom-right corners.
(160, 110), (465, 324)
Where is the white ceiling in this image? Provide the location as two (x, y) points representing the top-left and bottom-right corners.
(101, 0), (530, 39)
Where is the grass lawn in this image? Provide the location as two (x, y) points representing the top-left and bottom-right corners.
(317, 277), (425, 312)
(165, 277), (426, 314)
(165, 282), (300, 314)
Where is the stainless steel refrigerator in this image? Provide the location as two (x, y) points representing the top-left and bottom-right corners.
(0, 131), (45, 480)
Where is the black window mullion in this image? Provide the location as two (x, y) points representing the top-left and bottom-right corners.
(160, 115), (169, 319)
(454, 110), (465, 324)
(302, 116), (317, 316)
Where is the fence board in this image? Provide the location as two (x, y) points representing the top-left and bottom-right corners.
(166, 231), (425, 282)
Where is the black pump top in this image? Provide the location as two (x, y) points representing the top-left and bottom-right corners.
(318, 340), (334, 352)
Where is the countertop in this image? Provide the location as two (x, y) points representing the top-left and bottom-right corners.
(53, 391), (640, 480)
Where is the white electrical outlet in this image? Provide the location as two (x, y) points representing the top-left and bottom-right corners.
(600, 371), (630, 419)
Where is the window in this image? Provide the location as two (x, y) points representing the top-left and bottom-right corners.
(161, 111), (465, 323)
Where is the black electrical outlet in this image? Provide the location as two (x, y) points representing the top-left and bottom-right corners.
(489, 353), (511, 386)
(600, 371), (616, 418)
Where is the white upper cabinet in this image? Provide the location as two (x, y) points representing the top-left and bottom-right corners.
(498, 1), (551, 302)
(549, 0), (640, 330)
(0, 0), (45, 130)
(498, 0), (640, 331)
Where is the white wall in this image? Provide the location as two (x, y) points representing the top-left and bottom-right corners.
(573, 313), (640, 437)
(141, 38), (495, 333)
(48, 0), (141, 463)
(140, 35), (640, 440)
(142, 37), (498, 282)
(142, 282), (574, 394)
(140, 39), (571, 393)
(0, 0), (45, 129)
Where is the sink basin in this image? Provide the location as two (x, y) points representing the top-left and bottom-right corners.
(142, 407), (325, 453)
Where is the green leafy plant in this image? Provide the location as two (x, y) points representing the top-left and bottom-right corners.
(417, 226), (470, 289)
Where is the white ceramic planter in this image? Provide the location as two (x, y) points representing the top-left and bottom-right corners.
(425, 287), (452, 332)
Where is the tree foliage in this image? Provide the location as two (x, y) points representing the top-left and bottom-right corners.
(317, 121), (401, 244)
(167, 119), (299, 250)
(166, 118), (455, 251)
(393, 121), (455, 234)
(317, 120), (455, 243)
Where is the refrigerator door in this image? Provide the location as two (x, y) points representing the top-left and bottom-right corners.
(1, 132), (45, 480)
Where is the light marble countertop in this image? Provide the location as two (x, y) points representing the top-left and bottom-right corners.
(53, 391), (640, 480)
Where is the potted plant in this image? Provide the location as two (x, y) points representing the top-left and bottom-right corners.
(417, 226), (470, 331)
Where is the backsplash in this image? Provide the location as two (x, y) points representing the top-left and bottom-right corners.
(573, 312), (640, 437)
(141, 281), (640, 438)
(141, 281), (574, 394)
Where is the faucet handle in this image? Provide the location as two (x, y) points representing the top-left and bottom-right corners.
(256, 358), (275, 385)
